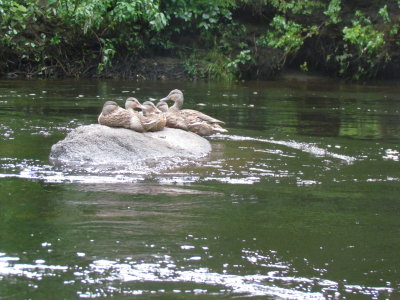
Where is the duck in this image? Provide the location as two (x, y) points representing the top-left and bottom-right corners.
(159, 89), (228, 135)
(98, 100), (147, 132)
(98, 101), (132, 129)
(156, 101), (169, 113)
(187, 120), (227, 136)
(140, 101), (166, 132)
(124, 97), (165, 132)
(156, 99), (188, 130)
(125, 97), (143, 113)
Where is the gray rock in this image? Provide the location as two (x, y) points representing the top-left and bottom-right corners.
(50, 124), (211, 167)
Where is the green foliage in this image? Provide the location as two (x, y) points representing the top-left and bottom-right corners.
(161, 0), (235, 36)
(0, 0), (399, 80)
(378, 5), (390, 23)
(342, 13), (384, 56)
(0, 0), (167, 75)
(260, 16), (316, 55)
(257, 15), (318, 69)
(339, 11), (387, 79)
(300, 61), (308, 72)
(184, 49), (237, 81)
(242, 0), (323, 14)
(97, 38), (116, 73)
(324, 0), (341, 25)
(227, 50), (253, 74)
(254, 0), (398, 80)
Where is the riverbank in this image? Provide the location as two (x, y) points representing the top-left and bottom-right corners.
(2, 57), (188, 80)
(1, 1), (399, 81)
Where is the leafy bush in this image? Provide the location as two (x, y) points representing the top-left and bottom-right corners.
(0, 0), (167, 76)
(253, 0), (399, 80)
(0, 0), (399, 80)
(340, 11), (387, 79)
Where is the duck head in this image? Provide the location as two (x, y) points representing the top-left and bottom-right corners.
(142, 101), (162, 114)
(125, 97), (143, 111)
(160, 89), (184, 110)
(156, 101), (169, 112)
(101, 101), (119, 115)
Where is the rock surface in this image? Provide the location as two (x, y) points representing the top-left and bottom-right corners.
(50, 124), (211, 166)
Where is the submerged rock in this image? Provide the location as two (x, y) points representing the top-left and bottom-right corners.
(50, 124), (211, 166)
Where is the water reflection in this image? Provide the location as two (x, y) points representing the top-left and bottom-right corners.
(1, 79), (400, 142)
(295, 96), (341, 137)
(76, 183), (220, 195)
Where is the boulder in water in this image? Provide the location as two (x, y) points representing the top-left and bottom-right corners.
(49, 124), (211, 166)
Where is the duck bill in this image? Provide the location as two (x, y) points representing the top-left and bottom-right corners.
(159, 97), (169, 102)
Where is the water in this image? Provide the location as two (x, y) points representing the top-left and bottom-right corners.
(0, 77), (399, 299)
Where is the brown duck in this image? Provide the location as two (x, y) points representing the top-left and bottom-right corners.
(125, 97), (165, 132)
(140, 101), (166, 132)
(98, 101), (133, 129)
(98, 100), (146, 132)
(159, 89), (228, 135)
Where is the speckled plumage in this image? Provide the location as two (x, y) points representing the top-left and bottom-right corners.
(124, 97), (146, 132)
(98, 101), (132, 129)
(156, 100), (188, 130)
(156, 101), (169, 113)
(98, 100), (145, 132)
(140, 101), (166, 132)
(124, 98), (165, 132)
(159, 89), (228, 135)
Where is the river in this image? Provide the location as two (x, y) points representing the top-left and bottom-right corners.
(0, 77), (399, 299)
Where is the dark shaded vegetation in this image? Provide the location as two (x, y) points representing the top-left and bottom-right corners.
(1, 0), (399, 80)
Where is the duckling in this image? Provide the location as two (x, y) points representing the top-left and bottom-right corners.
(140, 101), (166, 132)
(159, 89), (228, 135)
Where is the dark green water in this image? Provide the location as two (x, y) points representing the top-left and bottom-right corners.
(0, 77), (399, 299)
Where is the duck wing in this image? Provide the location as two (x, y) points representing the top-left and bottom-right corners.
(98, 107), (131, 129)
(180, 109), (225, 124)
(164, 111), (188, 130)
(187, 121), (228, 135)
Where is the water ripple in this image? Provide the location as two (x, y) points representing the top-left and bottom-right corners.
(0, 253), (393, 299)
(0, 132), (393, 185)
(213, 134), (356, 164)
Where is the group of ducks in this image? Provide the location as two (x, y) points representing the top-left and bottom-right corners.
(98, 89), (227, 136)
